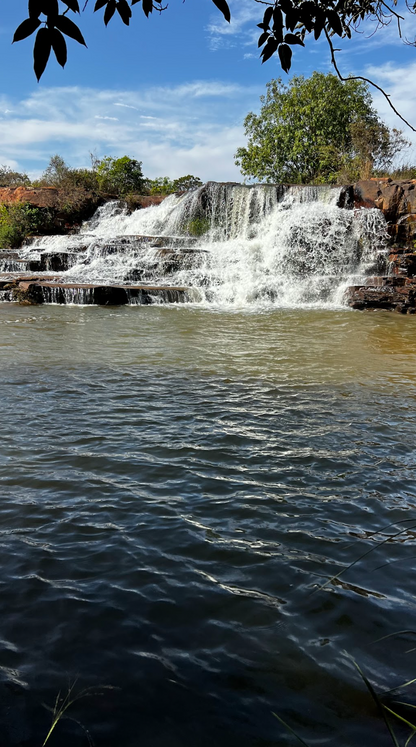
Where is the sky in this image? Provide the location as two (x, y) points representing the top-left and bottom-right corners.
(1, 0), (416, 181)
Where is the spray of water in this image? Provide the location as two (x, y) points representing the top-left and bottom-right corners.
(12, 183), (387, 309)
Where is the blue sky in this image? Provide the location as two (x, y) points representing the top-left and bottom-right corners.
(1, 0), (416, 181)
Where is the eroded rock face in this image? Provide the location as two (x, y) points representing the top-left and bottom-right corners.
(353, 178), (416, 244)
(0, 278), (188, 306)
(347, 276), (416, 313)
(0, 186), (59, 208)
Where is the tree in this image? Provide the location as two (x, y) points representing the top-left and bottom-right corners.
(0, 166), (31, 188)
(146, 176), (175, 196)
(96, 156), (145, 195)
(11, 0), (416, 128)
(234, 74), (409, 185)
(172, 175), (203, 192)
(146, 175), (203, 195)
(41, 154), (71, 187)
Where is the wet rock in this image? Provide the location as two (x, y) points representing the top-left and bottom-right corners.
(336, 185), (354, 209)
(12, 282), (44, 305)
(5, 281), (188, 306)
(353, 179), (416, 246)
(347, 276), (416, 312)
(388, 248), (416, 277)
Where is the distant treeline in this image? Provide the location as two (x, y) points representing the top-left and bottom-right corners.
(0, 154), (203, 197)
(0, 155), (204, 250)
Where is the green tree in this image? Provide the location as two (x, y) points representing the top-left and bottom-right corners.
(235, 74), (408, 185)
(172, 175), (203, 192)
(147, 175), (203, 195)
(0, 166), (31, 188)
(96, 156), (145, 195)
(146, 177), (175, 196)
(41, 155), (70, 187)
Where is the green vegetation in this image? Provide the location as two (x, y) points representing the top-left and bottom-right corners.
(235, 74), (409, 185)
(0, 154), (204, 248)
(95, 155), (146, 196)
(186, 217), (210, 237)
(0, 166), (31, 187)
(42, 683), (117, 746)
(147, 175), (203, 195)
(0, 203), (54, 249)
(34, 154), (202, 200)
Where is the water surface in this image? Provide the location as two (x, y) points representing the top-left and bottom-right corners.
(1, 305), (416, 746)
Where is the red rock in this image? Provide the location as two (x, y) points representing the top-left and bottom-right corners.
(0, 186), (59, 208)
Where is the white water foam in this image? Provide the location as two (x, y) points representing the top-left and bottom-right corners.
(16, 183), (388, 309)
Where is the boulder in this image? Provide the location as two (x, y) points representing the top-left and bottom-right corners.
(347, 276), (416, 312)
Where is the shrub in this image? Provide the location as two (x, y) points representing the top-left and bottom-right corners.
(0, 203), (54, 248)
(186, 217), (210, 237)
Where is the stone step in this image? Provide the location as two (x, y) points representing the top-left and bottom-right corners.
(22, 233), (200, 249)
(2, 279), (190, 306)
(347, 276), (416, 313)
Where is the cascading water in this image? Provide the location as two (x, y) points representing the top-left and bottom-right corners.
(3, 182), (388, 308)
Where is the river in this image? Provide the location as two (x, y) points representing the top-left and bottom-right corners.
(1, 303), (416, 746)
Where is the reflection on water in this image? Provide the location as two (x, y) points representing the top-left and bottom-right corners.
(0, 305), (416, 746)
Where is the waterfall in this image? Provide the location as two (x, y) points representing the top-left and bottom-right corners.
(4, 182), (388, 308)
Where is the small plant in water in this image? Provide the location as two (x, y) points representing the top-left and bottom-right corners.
(274, 519), (416, 746)
(186, 217), (210, 237)
(42, 681), (117, 746)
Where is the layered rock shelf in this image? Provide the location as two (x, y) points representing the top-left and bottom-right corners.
(0, 276), (188, 305)
(2, 180), (416, 310)
(347, 276), (416, 313)
(344, 178), (416, 312)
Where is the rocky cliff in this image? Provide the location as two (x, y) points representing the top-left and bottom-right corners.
(347, 178), (416, 312)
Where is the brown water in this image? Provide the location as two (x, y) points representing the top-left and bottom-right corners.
(0, 304), (416, 746)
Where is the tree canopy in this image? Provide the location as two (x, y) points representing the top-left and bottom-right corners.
(234, 73), (409, 185)
(147, 175), (203, 195)
(11, 0), (416, 127)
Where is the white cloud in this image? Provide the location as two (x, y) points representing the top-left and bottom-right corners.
(0, 82), (257, 181)
(114, 103), (139, 110)
(207, 0), (260, 50)
(364, 62), (416, 140)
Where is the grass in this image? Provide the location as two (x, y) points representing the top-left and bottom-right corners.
(273, 519), (416, 746)
(42, 682), (118, 746)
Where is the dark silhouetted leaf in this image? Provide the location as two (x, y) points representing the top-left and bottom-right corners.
(51, 28), (67, 66)
(278, 42), (292, 72)
(33, 26), (51, 80)
(279, 0), (293, 14)
(28, 0), (45, 18)
(326, 9), (343, 35)
(261, 36), (278, 63)
(55, 14), (87, 44)
(211, 0), (231, 23)
(284, 32), (305, 46)
(64, 0), (80, 12)
(313, 10), (325, 39)
(273, 6), (283, 30)
(94, 0), (108, 10)
(142, 0), (153, 15)
(257, 22), (268, 30)
(44, 0), (59, 17)
(258, 30), (269, 47)
(263, 6), (273, 27)
(284, 8), (297, 30)
(13, 16), (41, 43)
(117, 0), (132, 24)
(104, 0), (116, 23)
